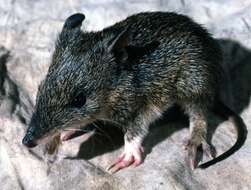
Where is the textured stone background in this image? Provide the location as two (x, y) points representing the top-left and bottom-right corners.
(0, 0), (251, 189)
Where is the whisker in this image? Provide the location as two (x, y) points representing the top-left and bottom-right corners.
(63, 128), (90, 132)
(63, 127), (106, 139)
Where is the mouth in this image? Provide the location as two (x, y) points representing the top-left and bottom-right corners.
(22, 127), (85, 148)
(22, 128), (60, 148)
(22, 119), (94, 148)
(60, 130), (78, 141)
(60, 129), (91, 141)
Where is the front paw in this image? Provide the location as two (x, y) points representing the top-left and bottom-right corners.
(107, 140), (144, 173)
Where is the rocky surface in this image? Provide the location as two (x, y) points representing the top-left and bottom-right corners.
(0, 0), (251, 190)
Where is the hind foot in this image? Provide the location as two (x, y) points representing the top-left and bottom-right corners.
(183, 138), (216, 170)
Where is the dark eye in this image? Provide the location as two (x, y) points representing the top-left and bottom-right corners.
(71, 92), (86, 108)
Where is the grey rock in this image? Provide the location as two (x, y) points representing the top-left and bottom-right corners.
(0, 0), (251, 190)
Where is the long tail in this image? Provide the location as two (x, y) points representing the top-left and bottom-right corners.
(199, 100), (247, 168)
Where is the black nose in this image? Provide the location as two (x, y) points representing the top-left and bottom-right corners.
(22, 135), (37, 148)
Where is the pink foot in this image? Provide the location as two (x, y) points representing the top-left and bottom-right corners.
(107, 140), (144, 173)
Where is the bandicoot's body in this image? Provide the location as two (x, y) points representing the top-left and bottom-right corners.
(22, 12), (246, 172)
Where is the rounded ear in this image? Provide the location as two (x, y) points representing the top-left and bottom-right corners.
(107, 28), (160, 65)
(57, 13), (85, 49)
(108, 28), (129, 53)
(107, 28), (130, 63)
(63, 13), (85, 30)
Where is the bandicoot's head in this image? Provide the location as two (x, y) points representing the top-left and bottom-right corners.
(22, 13), (131, 148)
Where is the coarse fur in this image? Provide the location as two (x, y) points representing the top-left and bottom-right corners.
(22, 12), (246, 170)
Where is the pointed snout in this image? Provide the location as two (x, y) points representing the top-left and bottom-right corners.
(22, 133), (37, 148)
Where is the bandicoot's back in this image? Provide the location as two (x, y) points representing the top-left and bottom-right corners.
(104, 12), (222, 102)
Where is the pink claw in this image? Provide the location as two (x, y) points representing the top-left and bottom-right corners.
(107, 143), (144, 173)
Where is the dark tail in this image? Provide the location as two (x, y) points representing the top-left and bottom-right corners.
(199, 99), (247, 168)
